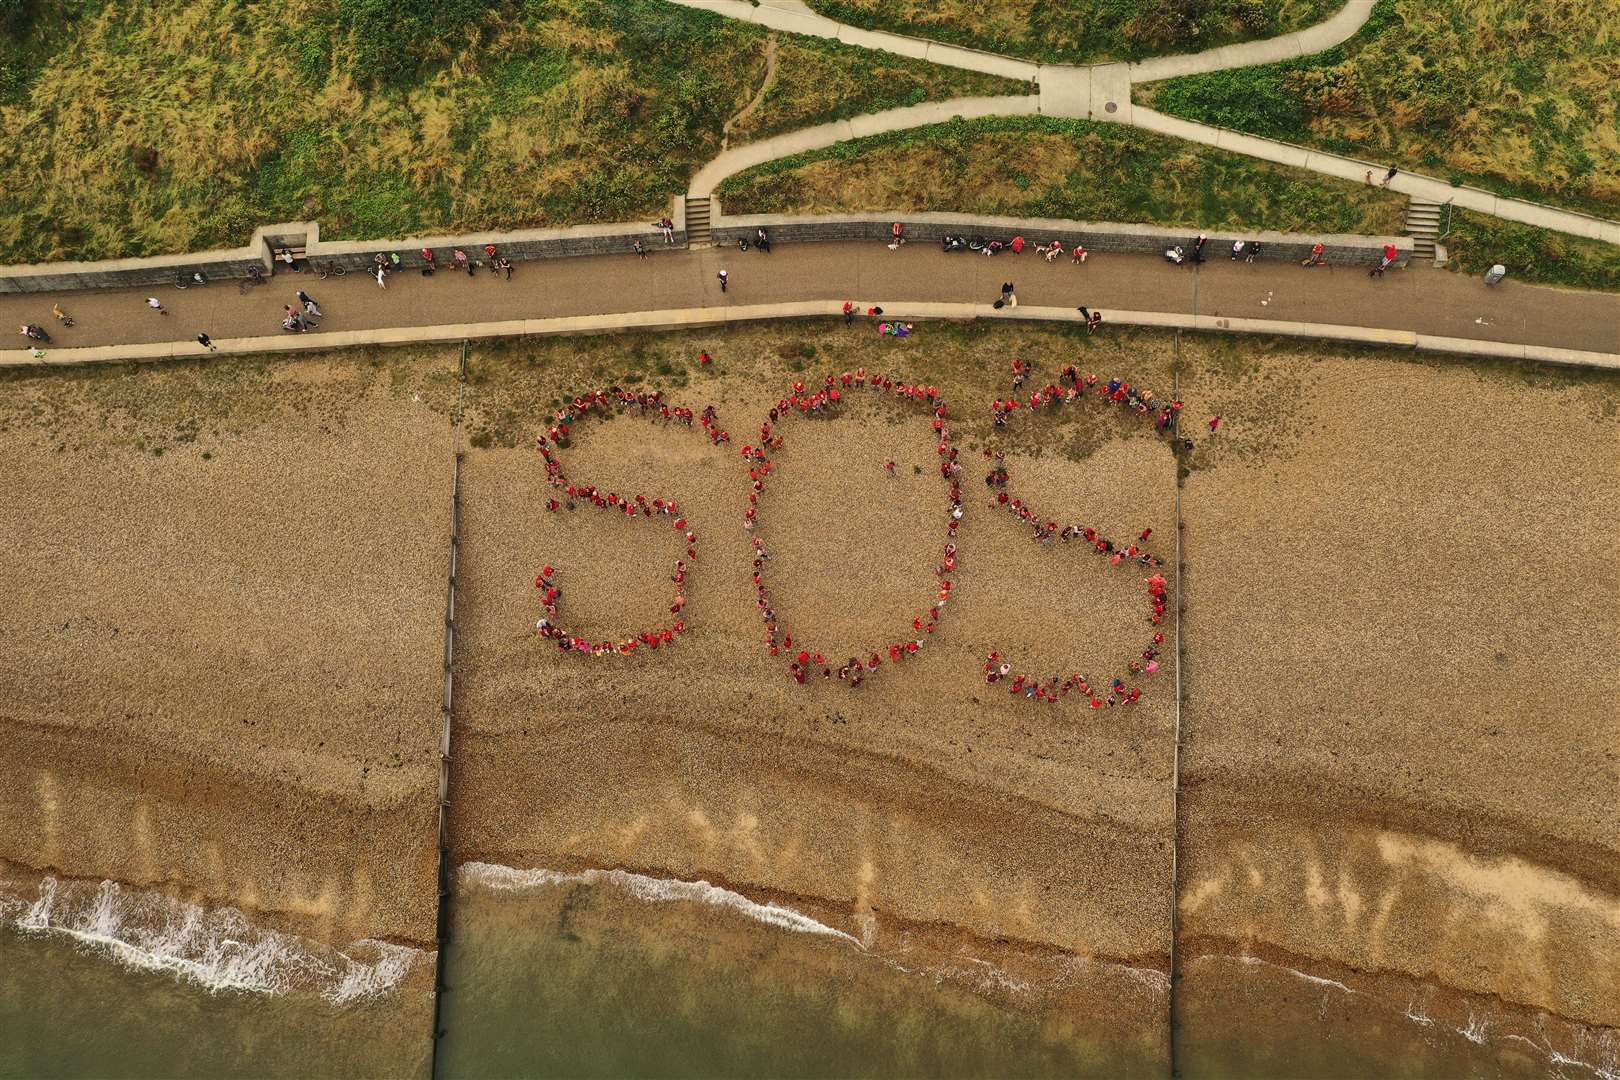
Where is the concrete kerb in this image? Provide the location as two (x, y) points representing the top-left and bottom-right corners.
(10, 302), (1615, 372)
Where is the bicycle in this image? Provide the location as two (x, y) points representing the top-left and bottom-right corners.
(239, 264), (267, 294)
(315, 261), (348, 279)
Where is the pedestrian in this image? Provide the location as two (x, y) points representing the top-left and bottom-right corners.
(297, 290), (322, 317)
(51, 302), (71, 324)
(843, 301), (855, 326)
(1192, 234), (1208, 263)
(698, 351), (712, 365)
(146, 297), (166, 315)
(1245, 241), (1262, 263)
(890, 221), (904, 248)
(1087, 309), (1103, 333)
(866, 306), (883, 317)
(196, 332), (216, 351)
(1000, 281), (1016, 308)
(634, 239), (647, 259)
(1231, 239), (1246, 260)
(499, 257), (513, 280)
(1072, 243), (1087, 264)
(1139, 528), (1152, 542)
(717, 269), (728, 292)
(420, 247), (436, 273)
(657, 217), (675, 244)
(884, 460), (896, 475)
(1382, 165), (1398, 187)
(1364, 169), (1374, 186)
(1301, 241), (1325, 267)
(1209, 416), (1221, 432)
(375, 264), (387, 289)
(755, 227), (771, 254)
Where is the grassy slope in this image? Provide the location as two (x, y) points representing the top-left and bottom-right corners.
(1140, 0), (1620, 218)
(805, 0), (1340, 64)
(1442, 209), (1620, 291)
(716, 116), (1407, 235)
(0, 0), (1012, 263)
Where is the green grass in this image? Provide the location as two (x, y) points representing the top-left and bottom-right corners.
(1140, 0), (1620, 218)
(0, 0), (1011, 263)
(805, 0), (1341, 64)
(717, 115), (1408, 234)
(1442, 210), (1620, 292)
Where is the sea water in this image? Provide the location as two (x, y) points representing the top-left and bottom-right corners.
(5, 867), (1616, 1079)
(0, 875), (432, 1079)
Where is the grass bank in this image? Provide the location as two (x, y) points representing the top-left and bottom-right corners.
(0, 0), (1011, 264)
(716, 116), (1407, 235)
(805, 0), (1341, 64)
(1442, 210), (1620, 293)
(1139, 0), (1620, 218)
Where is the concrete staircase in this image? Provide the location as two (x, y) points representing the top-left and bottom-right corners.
(1405, 198), (1443, 264)
(685, 195), (713, 249)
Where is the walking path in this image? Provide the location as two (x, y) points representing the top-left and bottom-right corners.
(690, 95), (1040, 195)
(680, 0), (1620, 246)
(8, 244), (1616, 369)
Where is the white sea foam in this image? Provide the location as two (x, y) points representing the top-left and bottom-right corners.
(460, 862), (862, 946)
(1223, 953), (1618, 1080)
(5, 876), (426, 1002)
(1234, 953), (1354, 995)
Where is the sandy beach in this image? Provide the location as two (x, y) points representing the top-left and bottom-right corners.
(0, 351), (457, 945)
(1, 324), (1614, 1069)
(1177, 345), (1620, 1032)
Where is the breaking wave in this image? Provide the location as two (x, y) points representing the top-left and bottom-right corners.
(460, 861), (862, 946)
(2, 876), (426, 1003)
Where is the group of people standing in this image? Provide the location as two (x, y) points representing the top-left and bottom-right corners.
(531, 387), (730, 656)
(743, 370), (960, 688)
(524, 358), (1177, 708)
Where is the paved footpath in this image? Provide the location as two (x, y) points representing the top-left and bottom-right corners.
(5, 243), (1616, 364)
(673, 0), (1620, 246)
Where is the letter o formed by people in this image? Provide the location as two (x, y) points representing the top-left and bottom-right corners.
(745, 371), (962, 688)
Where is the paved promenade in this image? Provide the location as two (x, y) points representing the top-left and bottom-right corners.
(6, 243), (1616, 366)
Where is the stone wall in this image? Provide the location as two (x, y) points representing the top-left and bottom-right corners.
(0, 197), (1407, 293)
(710, 207), (1410, 265)
(0, 203), (686, 294)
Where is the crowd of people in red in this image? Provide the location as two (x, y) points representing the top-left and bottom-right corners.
(741, 369), (960, 688)
(526, 360), (1178, 705)
(532, 387), (729, 656)
(980, 357), (1177, 706)
(991, 362), (1189, 447)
